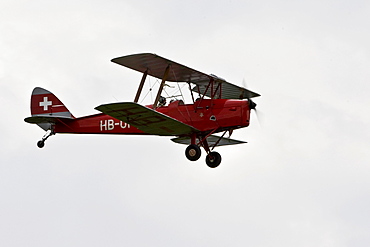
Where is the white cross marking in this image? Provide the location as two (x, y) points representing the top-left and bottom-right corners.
(39, 97), (52, 111)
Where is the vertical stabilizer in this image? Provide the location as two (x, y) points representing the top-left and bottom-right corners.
(26, 87), (74, 131)
(31, 87), (74, 118)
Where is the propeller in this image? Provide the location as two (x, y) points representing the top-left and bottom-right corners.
(250, 100), (263, 127)
(242, 78), (262, 126)
(249, 98), (257, 110)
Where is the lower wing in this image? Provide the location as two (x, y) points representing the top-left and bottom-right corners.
(95, 102), (198, 136)
(171, 135), (247, 146)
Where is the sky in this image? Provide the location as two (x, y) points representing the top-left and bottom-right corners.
(1, 0), (370, 246)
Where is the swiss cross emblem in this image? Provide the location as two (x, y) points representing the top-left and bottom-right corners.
(39, 97), (52, 111)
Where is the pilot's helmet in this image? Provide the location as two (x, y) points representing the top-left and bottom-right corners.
(159, 96), (166, 105)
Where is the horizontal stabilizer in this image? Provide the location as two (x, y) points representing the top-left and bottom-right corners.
(171, 135), (247, 146)
(24, 116), (73, 124)
(95, 102), (198, 136)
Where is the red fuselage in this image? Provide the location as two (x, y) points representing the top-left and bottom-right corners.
(54, 99), (252, 136)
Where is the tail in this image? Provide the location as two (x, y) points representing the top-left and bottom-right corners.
(25, 87), (74, 131)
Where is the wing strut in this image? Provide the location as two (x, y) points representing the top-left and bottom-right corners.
(188, 82), (195, 103)
(134, 69), (148, 103)
(153, 65), (170, 109)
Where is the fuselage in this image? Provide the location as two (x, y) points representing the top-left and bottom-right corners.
(54, 99), (252, 136)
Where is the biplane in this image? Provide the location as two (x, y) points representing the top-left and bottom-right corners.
(25, 53), (260, 168)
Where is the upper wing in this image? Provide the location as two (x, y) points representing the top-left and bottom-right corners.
(111, 53), (210, 83)
(95, 102), (198, 136)
(112, 53), (260, 99)
(171, 135), (247, 146)
(192, 80), (260, 99)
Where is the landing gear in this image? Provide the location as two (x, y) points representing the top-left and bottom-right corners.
(205, 151), (222, 168)
(185, 144), (201, 161)
(184, 142), (222, 167)
(183, 132), (229, 167)
(37, 129), (54, 148)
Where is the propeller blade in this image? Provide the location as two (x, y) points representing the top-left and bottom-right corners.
(253, 108), (264, 127)
(242, 78), (247, 88)
(242, 77), (262, 126)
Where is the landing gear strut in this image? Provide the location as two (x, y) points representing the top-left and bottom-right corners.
(37, 129), (54, 148)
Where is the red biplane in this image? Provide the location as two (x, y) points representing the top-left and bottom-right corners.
(25, 53), (260, 168)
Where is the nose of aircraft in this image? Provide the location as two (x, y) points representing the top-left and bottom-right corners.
(248, 99), (257, 110)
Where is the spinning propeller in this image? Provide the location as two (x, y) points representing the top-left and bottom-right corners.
(241, 78), (262, 125)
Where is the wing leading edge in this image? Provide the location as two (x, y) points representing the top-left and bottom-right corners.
(95, 102), (198, 136)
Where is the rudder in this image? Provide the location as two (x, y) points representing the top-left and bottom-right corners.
(30, 87), (74, 118)
(25, 87), (74, 131)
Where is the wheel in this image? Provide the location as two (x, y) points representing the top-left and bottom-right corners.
(205, 151), (222, 168)
(37, 140), (45, 148)
(185, 144), (201, 161)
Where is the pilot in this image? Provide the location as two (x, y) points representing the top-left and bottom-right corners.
(158, 96), (167, 107)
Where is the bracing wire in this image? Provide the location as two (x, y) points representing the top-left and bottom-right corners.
(140, 77), (158, 104)
(170, 70), (193, 124)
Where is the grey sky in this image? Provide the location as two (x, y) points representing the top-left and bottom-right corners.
(1, 0), (370, 246)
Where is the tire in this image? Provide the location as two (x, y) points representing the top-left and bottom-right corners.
(185, 144), (201, 161)
(205, 151), (222, 168)
(37, 140), (45, 148)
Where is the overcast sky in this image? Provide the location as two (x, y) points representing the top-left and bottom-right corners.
(1, 0), (370, 246)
